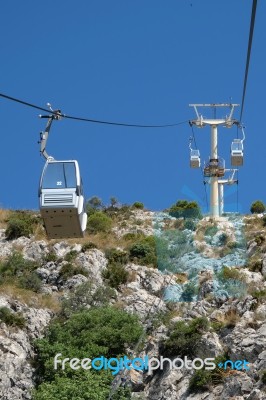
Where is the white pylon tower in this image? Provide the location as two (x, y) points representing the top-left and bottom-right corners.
(189, 104), (239, 219)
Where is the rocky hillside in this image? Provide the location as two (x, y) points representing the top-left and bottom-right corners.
(0, 206), (265, 400)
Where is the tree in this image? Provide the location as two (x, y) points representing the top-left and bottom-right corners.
(169, 200), (202, 219)
(250, 200), (265, 214)
(110, 197), (118, 208)
(33, 307), (143, 400)
(87, 211), (112, 233)
(86, 196), (103, 216)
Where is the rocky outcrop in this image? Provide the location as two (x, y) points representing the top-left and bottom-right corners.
(0, 212), (265, 399)
(0, 296), (52, 400)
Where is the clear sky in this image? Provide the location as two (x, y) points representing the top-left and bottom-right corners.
(0, 0), (265, 214)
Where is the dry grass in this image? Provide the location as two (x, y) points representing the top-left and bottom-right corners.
(0, 284), (61, 313)
(0, 209), (11, 229)
(214, 308), (240, 328)
(175, 272), (188, 284)
(127, 270), (139, 283)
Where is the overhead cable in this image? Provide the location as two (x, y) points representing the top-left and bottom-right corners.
(0, 92), (188, 128)
(239, 0), (257, 122)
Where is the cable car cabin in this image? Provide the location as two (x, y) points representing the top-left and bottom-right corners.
(39, 160), (87, 239)
(190, 150), (201, 168)
(231, 139), (244, 166)
(204, 158), (225, 177)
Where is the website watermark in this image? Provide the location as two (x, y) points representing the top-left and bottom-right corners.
(54, 353), (250, 375)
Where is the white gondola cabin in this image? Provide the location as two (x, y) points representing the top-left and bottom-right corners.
(39, 160), (87, 239)
(231, 139), (243, 166)
(190, 149), (201, 168)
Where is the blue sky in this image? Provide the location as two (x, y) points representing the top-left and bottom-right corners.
(0, 0), (265, 214)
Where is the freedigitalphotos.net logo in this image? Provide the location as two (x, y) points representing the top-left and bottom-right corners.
(54, 354), (250, 375)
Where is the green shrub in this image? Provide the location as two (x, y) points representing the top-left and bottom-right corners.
(34, 307), (143, 399)
(262, 215), (266, 227)
(169, 200), (202, 220)
(218, 266), (243, 282)
(87, 211), (112, 233)
(44, 251), (58, 262)
(64, 250), (78, 262)
(250, 289), (266, 303)
(205, 225), (218, 237)
(0, 252), (41, 291)
(19, 271), (42, 292)
(255, 235), (265, 246)
(60, 282), (116, 318)
(132, 202), (144, 209)
(218, 233), (228, 246)
(261, 370), (266, 384)
(247, 259), (263, 272)
(128, 236), (157, 267)
(163, 317), (209, 357)
(227, 241), (238, 249)
(102, 263), (129, 289)
(122, 232), (145, 241)
(59, 263), (89, 282)
(189, 354), (226, 392)
(5, 211), (39, 240)
(250, 200), (265, 214)
(81, 242), (98, 252)
(0, 307), (25, 328)
(105, 248), (128, 265)
(33, 376), (130, 400)
(180, 282), (198, 301)
(184, 219), (196, 231)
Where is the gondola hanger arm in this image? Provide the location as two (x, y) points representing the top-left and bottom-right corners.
(39, 103), (63, 160)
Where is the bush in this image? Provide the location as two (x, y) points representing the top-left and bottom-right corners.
(169, 200), (202, 220)
(44, 251), (58, 262)
(189, 354), (226, 392)
(247, 259), (263, 272)
(64, 250), (78, 262)
(262, 215), (266, 227)
(86, 196), (103, 217)
(60, 282), (116, 318)
(87, 211), (112, 233)
(180, 281), (198, 301)
(81, 242), (98, 252)
(250, 200), (265, 214)
(184, 219), (196, 231)
(163, 317), (209, 358)
(250, 289), (266, 303)
(0, 252), (41, 291)
(19, 271), (42, 292)
(34, 307), (143, 399)
(205, 225), (218, 237)
(102, 263), (129, 289)
(105, 248), (128, 265)
(5, 211), (39, 240)
(132, 202), (144, 209)
(218, 233), (228, 246)
(218, 266), (243, 282)
(261, 370), (266, 384)
(122, 232), (145, 241)
(59, 263), (89, 282)
(128, 236), (157, 267)
(0, 307), (25, 328)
